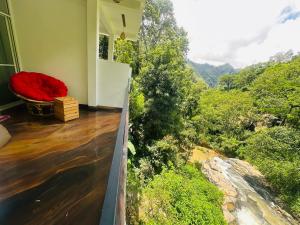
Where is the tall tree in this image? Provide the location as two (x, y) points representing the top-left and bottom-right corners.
(140, 0), (188, 54)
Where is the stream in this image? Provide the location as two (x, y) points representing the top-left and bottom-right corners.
(192, 148), (299, 225)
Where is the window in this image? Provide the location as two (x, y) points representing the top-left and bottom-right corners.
(0, 0), (19, 106)
(99, 34), (109, 60)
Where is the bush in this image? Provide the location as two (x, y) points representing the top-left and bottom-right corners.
(147, 135), (180, 173)
(139, 165), (226, 225)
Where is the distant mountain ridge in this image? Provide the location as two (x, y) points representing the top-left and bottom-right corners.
(188, 60), (237, 86)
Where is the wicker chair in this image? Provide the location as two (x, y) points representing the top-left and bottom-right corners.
(9, 72), (68, 117)
(11, 87), (55, 116)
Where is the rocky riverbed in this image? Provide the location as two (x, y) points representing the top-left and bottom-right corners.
(192, 148), (299, 225)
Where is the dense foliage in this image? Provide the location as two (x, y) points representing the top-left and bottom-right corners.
(195, 89), (256, 156)
(113, 0), (300, 223)
(251, 59), (300, 129)
(140, 165), (226, 225)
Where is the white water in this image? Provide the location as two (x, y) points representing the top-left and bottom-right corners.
(212, 157), (296, 225)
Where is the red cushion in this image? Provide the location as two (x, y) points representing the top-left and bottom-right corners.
(10, 72), (68, 101)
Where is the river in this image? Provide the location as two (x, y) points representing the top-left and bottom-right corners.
(192, 147), (299, 225)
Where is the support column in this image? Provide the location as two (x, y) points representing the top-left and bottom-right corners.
(108, 35), (114, 62)
(87, 0), (99, 106)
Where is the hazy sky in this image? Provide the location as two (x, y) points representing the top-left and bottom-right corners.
(171, 0), (300, 68)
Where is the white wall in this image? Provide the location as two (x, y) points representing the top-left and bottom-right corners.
(87, 0), (100, 106)
(9, 0), (88, 104)
(98, 60), (131, 108)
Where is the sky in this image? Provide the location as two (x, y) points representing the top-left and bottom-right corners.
(171, 0), (300, 68)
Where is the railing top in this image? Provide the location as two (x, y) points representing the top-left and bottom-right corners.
(99, 83), (130, 225)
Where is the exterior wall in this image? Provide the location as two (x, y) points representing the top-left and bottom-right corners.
(87, 0), (99, 106)
(98, 60), (131, 108)
(9, 0), (88, 104)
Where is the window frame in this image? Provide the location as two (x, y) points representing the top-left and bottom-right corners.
(0, 0), (20, 109)
(0, 7), (19, 72)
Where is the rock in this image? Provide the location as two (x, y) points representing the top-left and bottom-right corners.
(201, 157), (298, 225)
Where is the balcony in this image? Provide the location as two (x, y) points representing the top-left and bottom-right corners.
(0, 90), (129, 225)
(0, 0), (143, 224)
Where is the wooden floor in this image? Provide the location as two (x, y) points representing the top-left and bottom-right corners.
(0, 106), (121, 225)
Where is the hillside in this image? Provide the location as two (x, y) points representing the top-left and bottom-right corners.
(188, 60), (237, 86)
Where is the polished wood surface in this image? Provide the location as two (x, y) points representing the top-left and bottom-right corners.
(0, 106), (121, 225)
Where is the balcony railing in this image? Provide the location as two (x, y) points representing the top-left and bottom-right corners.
(99, 82), (130, 225)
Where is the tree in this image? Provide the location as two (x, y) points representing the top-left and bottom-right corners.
(139, 41), (192, 142)
(114, 39), (142, 77)
(114, 39), (135, 65)
(218, 74), (236, 90)
(140, 0), (188, 55)
(229, 63), (267, 91)
(251, 57), (300, 128)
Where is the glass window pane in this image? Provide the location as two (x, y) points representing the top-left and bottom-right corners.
(0, 0), (9, 14)
(99, 35), (109, 60)
(0, 16), (13, 64)
(0, 66), (17, 105)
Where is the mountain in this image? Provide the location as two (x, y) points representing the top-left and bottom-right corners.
(188, 60), (237, 86)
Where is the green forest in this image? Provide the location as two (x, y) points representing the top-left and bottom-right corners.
(113, 0), (300, 224)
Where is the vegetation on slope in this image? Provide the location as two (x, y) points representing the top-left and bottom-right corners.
(194, 89), (256, 156)
(140, 165), (226, 225)
(112, 0), (300, 223)
(210, 57), (300, 217)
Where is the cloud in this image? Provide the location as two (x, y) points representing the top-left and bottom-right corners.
(171, 0), (300, 68)
(279, 6), (300, 23)
(196, 26), (273, 67)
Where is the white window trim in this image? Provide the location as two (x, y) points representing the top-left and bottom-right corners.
(0, 0), (20, 109)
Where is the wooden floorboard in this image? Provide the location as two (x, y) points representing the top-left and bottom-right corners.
(0, 106), (121, 225)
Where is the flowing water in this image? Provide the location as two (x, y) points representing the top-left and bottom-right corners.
(215, 157), (296, 225)
(194, 148), (299, 225)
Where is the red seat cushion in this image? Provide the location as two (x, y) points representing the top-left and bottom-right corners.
(10, 72), (68, 101)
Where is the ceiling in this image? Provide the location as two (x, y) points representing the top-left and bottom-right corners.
(99, 0), (145, 40)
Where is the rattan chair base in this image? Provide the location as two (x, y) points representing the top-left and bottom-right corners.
(10, 87), (54, 116)
(25, 101), (54, 116)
